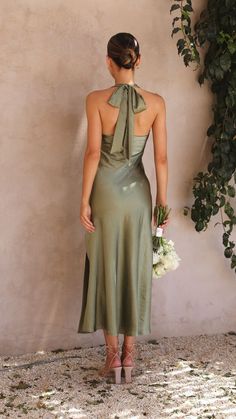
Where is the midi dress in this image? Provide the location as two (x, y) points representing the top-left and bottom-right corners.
(77, 82), (153, 336)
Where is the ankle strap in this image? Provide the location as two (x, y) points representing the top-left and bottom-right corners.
(105, 344), (119, 351)
(122, 342), (136, 347)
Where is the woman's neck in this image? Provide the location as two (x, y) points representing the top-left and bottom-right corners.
(113, 79), (135, 86)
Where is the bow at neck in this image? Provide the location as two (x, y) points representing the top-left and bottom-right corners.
(107, 83), (147, 161)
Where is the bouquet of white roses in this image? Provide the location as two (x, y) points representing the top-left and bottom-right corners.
(152, 205), (181, 279)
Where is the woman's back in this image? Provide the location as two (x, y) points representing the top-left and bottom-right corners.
(88, 84), (162, 138)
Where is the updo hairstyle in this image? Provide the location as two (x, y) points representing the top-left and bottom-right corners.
(107, 32), (140, 70)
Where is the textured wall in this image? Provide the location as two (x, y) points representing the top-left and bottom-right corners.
(0, 0), (235, 356)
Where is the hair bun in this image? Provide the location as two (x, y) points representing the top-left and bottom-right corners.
(120, 48), (138, 69)
(107, 32), (140, 70)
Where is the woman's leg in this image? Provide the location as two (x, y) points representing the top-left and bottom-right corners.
(98, 330), (122, 383)
(123, 334), (135, 346)
(102, 329), (121, 368)
(122, 334), (136, 367)
(121, 335), (136, 383)
(103, 329), (119, 347)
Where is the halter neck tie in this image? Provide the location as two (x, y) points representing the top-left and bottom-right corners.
(107, 83), (147, 161)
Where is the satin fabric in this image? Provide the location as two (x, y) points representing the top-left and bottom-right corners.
(108, 83), (147, 160)
(78, 83), (153, 336)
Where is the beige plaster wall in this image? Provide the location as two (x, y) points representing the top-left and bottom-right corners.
(1, 0), (235, 356)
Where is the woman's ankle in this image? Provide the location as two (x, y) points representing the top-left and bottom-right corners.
(105, 345), (121, 368)
(123, 335), (136, 347)
(103, 329), (119, 348)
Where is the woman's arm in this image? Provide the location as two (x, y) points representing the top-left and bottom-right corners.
(80, 91), (102, 233)
(152, 95), (168, 207)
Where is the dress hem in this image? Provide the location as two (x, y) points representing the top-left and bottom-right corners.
(77, 325), (151, 336)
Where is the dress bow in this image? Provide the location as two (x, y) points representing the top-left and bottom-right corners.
(107, 83), (147, 161)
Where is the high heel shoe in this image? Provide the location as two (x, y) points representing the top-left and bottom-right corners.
(121, 342), (136, 383)
(98, 344), (122, 384)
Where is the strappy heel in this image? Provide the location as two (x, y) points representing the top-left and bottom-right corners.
(98, 344), (122, 384)
(121, 342), (136, 383)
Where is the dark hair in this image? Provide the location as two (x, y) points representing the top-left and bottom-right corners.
(107, 32), (140, 70)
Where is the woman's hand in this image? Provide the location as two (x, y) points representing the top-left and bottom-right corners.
(159, 217), (170, 232)
(80, 202), (96, 233)
(152, 213), (170, 233)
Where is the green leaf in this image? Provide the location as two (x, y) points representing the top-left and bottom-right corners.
(215, 66), (224, 80)
(231, 255), (236, 268)
(172, 16), (180, 26)
(228, 185), (235, 197)
(196, 220), (205, 232)
(177, 38), (185, 51)
(191, 209), (199, 222)
(183, 4), (193, 12)
(219, 52), (231, 71)
(170, 4), (180, 13)
(212, 204), (219, 215)
(225, 202), (234, 218)
(171, 27), (181, 38)
(223, 233), (229, 246)
(224, 247), (233, 258)
(219, 195), (226, 207)
(207, 124), (216, 136)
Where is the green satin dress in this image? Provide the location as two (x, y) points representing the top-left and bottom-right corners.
(78, 82), (153, 336)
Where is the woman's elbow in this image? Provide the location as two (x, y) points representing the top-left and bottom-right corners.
(156, 154), (168, 164)
(85, 148), (101, 160)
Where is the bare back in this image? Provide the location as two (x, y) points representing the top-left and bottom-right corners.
(85, 83), (167, 164)
(93, 85), (162, 137)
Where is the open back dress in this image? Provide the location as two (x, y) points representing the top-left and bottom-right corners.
(78, 82), (153, 336)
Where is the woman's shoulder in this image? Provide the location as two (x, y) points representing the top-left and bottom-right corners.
(85, 86), (115, 105)
(137, 86), (166, 115)
(85, 85), (166, 112)
(139, 85), (165, 103)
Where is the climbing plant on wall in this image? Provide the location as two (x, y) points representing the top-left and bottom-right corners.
(170, 0), (236, 273)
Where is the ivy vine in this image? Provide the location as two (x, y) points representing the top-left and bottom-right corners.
(170, 0), (236, 273)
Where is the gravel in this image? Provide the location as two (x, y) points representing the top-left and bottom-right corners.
(0, 332), (236, 418)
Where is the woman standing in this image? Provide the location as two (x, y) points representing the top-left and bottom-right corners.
(78, 32), (168, 384)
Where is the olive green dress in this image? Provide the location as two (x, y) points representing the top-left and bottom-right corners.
(78, 82), (153, 336)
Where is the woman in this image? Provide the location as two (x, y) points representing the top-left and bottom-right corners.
(78, 32), (169, 384)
